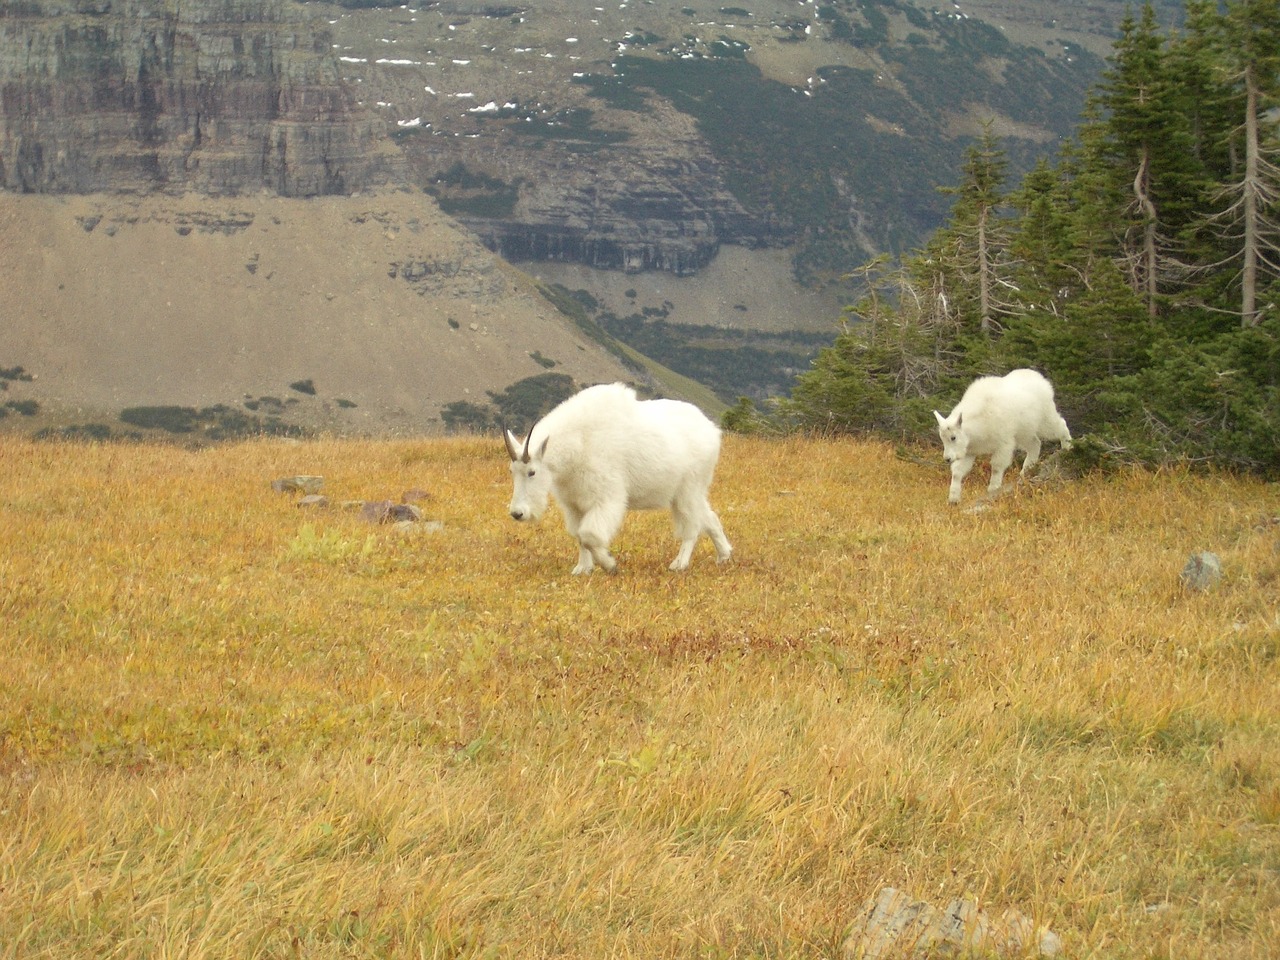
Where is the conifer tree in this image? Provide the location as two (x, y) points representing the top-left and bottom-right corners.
(1210, 0), (1280, 327)
(930, 123), (1012, 336)
(1092, 3), (1203, 317)
(777, 0), (1280, 474)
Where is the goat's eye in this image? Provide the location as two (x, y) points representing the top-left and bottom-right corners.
(527, 469), (536, 477)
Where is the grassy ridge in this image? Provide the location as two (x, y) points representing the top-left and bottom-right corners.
(1, 435), (1277, 957)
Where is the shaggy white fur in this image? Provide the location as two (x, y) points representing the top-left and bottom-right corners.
(934, 369), (1073, 505)
(506, 383), (732, 574)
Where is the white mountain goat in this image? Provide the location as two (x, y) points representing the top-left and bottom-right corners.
(504, 383), (733, 574)
(933, 368), (1073, 505)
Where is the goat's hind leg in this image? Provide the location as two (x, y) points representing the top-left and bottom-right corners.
(1019, 436), (1043, 476)
(669, 497), (732, 571)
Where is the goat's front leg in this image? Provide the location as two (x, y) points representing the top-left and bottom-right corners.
(576, 503), (624, 574)
(560, 504), (596, 575)
(572, 545), (595, 575)
(987, 445), (1015, 494)
(948, 456), (975, 505)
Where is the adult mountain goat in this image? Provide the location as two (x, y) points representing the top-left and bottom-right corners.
(505, 383), (733, 574)
(934, 368), (1072, 505)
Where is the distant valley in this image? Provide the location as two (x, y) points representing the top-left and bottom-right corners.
(0, 0), (1175, 436)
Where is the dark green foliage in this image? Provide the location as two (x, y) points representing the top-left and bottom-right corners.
(507, 108), (631, 150)
(782, 0), (1280, 476)
(441, 401), (494, 434)
(33, 423), (116, 442)
(120, 406), (203, 433)
(244, 396), (286, 413)
(721, 397), (772, 435)
(427, 163), (521, 218)
(118, 405), (306, 440)
(487, 373), (577, 429)
(536, 283), (638, 368)
(598, 311), (827, 403)
(6, 399), (39, 416)
(0, 366), (33, 382)
(290, 379), (317, 396)
(442, 373), (580, 436)
(610, 43), (1095, 282)
(573, 73), (652, 112)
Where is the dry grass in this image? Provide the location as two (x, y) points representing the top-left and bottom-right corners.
(1, 434), (1277, 958)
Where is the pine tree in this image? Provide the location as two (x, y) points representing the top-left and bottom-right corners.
(1212, 0), (1280, 327)
(1092, 3), (1204, 317)
(930, 123), (1013, 336)
(782, 0), (1280, 473)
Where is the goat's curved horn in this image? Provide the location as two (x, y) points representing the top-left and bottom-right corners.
(521, 426), (535, 464)
(503, 424), (521, 461)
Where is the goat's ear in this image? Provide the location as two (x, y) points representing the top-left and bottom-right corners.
(955, 412), (963, 429)
(504, 427), (521, 462)
(933, 410), (946, 427)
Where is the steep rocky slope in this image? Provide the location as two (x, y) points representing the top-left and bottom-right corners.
(0, 0), (403, 195)
(321, 0), (1173, 287)
(0, 0), (641, 436)
(0, 189), (636, 436)
(0, 0), (1179, 434)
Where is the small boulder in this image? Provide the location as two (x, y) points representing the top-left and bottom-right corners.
(841, 887), (1061, 958)
(360, 500), (424, 524)
(272, 475), (324, 495)
(1180, 551), (1222, 591)
(297, 494), (329, 509)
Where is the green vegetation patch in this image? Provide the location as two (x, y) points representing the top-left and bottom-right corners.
(118, 405), (307, 440)
(426, 162), (521, 218)
(506, 108), (632, 150)
(599, 311), (830, 403)
(0, 365), (33, 383)
(442, 372), (578, 434)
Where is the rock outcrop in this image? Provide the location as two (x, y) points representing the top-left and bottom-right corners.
(458, 155), (775, 277)
(0, 0), (404, 196)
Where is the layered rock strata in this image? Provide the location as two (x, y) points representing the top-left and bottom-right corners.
(0, 0), (404, 195)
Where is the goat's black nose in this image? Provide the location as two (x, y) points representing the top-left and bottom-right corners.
(510, 510), (524, 520)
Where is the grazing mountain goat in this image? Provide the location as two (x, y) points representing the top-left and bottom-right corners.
(505, 383), (733, 574)
(933, 368), (1072, 505)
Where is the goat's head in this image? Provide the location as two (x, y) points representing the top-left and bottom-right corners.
(933, 409), (968, 463)
(505, 426), (552, 522)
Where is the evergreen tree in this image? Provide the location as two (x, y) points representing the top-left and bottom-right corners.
(1210, 0), (1280, 327)
(930, 123), (1013, 337)
(783, 0), (1280, 474)
(1092, 4), (1206, 316)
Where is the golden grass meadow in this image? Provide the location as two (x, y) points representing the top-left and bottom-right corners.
(1, 433), (1277, 959)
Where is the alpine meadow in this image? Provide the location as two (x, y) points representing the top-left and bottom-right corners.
(3, 0), (1280, 956)
(1, 433), (1277, 958)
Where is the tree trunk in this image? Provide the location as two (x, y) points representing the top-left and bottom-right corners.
(1241, 62), (1261, 327)
(1133, 148), (1160, 318)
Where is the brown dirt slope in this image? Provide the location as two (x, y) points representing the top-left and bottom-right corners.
(0, 190), (634, 436)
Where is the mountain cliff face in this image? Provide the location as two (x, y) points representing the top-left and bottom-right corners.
(0, 0), (1180, 430)
(456, 149), (774, 278)
(0, 0), (403, 195)
(321, 0), (1138, 285)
